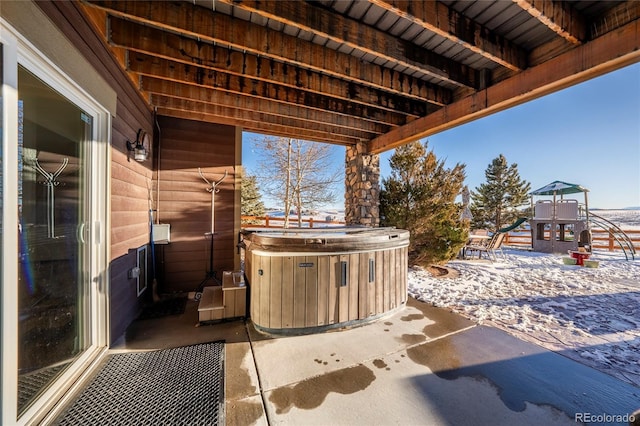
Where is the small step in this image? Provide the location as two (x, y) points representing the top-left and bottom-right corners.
(198, 286), (224, 322)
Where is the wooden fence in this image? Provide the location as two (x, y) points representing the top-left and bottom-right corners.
(504, 228), (640, 252)
(242, 215), (345, 228)
(242, 215), (639, 253)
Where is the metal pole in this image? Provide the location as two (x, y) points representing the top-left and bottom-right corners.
(584, 191), (590, 225)
(194, 168), (229, 299)
(210, 186), (215, 234)
(198, 168), (228, 235)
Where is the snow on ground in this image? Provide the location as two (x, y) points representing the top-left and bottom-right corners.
(408, 248), (640, 385)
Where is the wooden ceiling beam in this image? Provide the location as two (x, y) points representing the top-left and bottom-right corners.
(589, 1), (640, 39)
(82, 2), (108, 39)
(152, 95), (378, 141)
(142, 76), (389, 135)
(82, 6), (150, 102)
(156, 107), (361, 146)
(513, 0), (586, 45)
(368, 0), (527, 71)
(209, 0), (479, 87)
(127, 52), (406, 129)
(368, 18), (640, 153)
(528, 2), (639, 67)
(108, 18), (438, 117)
(87, 0), (463, 100)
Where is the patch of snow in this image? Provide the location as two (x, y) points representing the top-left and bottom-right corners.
(408, 248), (640, 385)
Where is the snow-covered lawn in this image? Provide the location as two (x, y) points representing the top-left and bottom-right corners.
(408, 248), (640, 385)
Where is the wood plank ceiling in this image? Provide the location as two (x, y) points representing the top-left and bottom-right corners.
(81, 0), (640, 153)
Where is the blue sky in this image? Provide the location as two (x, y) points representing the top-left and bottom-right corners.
(243, 62), (639, 210)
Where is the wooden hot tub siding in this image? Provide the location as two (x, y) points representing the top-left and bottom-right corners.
(244, 228), (409, 334)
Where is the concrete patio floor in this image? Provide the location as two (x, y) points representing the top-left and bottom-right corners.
(112, 297), (640, 425)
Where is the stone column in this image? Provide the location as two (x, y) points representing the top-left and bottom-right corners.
(345, 142), (380, 227)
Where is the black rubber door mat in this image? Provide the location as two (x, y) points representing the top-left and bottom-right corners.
(54, 341), (225, 425)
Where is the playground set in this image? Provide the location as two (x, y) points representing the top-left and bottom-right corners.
(501, 181), (636, 261)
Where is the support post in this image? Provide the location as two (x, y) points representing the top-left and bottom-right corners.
(345, 142), (380, 227)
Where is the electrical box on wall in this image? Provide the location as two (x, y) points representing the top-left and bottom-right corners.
(128, 267), (140, 279)
(152, 223), (171, 244)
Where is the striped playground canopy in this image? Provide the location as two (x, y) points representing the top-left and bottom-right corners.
(530, 180), (589, 196)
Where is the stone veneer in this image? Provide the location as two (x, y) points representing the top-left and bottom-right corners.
(345, 142), (380, 227)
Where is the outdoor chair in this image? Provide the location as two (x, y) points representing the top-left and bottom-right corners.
(459, 229), (489, 259)
(463, 232), (506, 261)
(468, 229), (489, 241)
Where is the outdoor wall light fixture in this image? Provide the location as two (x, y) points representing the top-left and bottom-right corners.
(126, 129), (150, 162)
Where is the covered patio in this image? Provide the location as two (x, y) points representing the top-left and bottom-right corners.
(52, 297), (640, 425)
(2, 1), (639, 424)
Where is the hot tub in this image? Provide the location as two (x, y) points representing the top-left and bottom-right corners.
(241, 227), (410, 334)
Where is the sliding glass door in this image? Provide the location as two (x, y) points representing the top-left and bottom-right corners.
(2, 22), (109, 424)
(17, 65), (94, 414)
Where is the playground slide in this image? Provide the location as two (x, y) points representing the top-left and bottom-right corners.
(498, 217), (529, 233)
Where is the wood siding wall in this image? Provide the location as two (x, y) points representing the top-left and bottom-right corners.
(156, 116), (239, 293)
(36, 1), (155, 344)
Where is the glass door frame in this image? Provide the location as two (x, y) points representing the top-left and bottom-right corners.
(1, 19), (110, 425)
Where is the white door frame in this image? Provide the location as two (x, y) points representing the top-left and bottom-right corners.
(1, 19), (111, 425)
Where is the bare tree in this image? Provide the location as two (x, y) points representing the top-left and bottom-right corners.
(254, 136), (342, 227)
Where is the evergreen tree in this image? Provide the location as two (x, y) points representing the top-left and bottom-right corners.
(470, 154), (531, 231)
(380, 141), (467, 266)
(241, 172), (265, 223)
